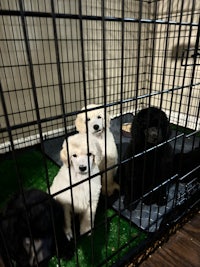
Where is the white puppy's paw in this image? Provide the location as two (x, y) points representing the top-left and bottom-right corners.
(80, 224), (91, 236)
(65, 228), (73, 240)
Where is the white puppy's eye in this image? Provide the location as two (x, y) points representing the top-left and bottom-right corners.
(86, 118), (90, 121)
(72, 154), (77, 157)
(97, 115), (101, 119)
(88, 152), (92, 156)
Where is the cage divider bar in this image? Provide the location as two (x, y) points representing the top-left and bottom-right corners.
(1, 9), (199, 27)
(50, 1), (76, 265)
(174, 0), (197, 180)
(135, 0), (146, 228)
(168, 0), (185, 126)
(78, 0), (95, 264)
(146, 0), (160, 231)
(144, 0), (156, 229)
(101, 0), (109, 264)
(116, 0), (125, 262)
(147, 0), (158, 108)
(159, 0), (172, 109)
(50, 0), (67, 130)
(55, 0), (80, 264)
(155, 0), (172, 229)
(39, 0), (56, 127)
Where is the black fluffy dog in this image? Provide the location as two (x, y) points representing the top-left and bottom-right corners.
(0, 188), (74, 267)
(173, 147), (200, 182)
(122, 107), (173, 210)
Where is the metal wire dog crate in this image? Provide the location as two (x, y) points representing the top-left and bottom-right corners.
(0, 0), (200, 266)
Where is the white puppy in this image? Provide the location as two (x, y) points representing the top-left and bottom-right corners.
(50, 133), (102, 240)
(75, 104), (120, 196)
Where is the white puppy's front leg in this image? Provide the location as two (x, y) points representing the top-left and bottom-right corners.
(80, 201), (98, 236)
(80, 208), (92, 236)
(63, 205), (73, 240)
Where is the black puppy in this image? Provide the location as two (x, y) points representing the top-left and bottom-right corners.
(173, 147), (200, 182)
(0, 188), (74, 267)
(122, 107), (173, 210)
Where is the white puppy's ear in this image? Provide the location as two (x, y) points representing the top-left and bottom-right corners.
(75, 113), (87, 133)
(60, 140), (69, 166)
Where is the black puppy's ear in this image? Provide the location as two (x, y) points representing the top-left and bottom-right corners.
(166, 124), (171, 139)
(131, 112), (145, 142)
(131, 113), (139, 138)
(163, 115), (171, 140)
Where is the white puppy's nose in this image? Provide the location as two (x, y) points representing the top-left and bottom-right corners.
(93, 124), (99, 131)
(79, 165), (87, 172)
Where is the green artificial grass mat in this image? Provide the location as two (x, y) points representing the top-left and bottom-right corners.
(0, 148), (58, 206)
(0, 147), (147, 266)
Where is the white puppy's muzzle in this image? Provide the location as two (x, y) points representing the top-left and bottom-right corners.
(79, 165), (87, 173)
(71, 154), (94, 175)
(90, 117), (104, 135)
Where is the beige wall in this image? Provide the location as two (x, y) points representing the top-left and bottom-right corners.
(147, 0), (200, 129)
(0, 0), (199, 152)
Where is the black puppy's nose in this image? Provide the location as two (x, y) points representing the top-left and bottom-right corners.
(93, 124), (99, 131)
(79, 166), (87, 172)
(151, 131), (158, 138)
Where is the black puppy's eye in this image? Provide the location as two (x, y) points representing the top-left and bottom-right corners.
(97, 115), (101, 119)
(72, 154), (77, 157)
